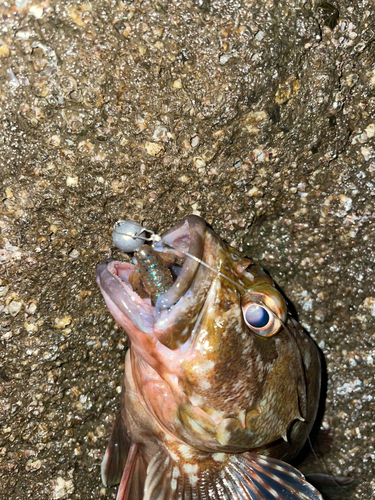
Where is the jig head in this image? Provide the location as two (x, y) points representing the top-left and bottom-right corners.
(112, 220), (161, 253)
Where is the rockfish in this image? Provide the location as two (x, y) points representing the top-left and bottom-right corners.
(96, 215), (322, 500)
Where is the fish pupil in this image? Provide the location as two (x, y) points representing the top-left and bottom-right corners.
(245, 304), (270, 328)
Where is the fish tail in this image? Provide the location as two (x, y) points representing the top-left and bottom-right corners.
(141, 449), (324, 500)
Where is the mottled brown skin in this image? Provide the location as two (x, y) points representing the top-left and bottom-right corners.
(97, 216), (321, 498)
(124, 230), (318, 457)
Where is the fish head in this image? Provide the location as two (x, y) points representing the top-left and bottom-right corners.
(96, 215), (320, 455)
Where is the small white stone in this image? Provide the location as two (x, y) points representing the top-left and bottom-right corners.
(152, 125), (168, 141)
(8, 300), (22, 316)
(1, 331), (12, 341)
(219, 53), (231, 65)
(247, 186), (260, 197)
(361, 147), (372, 161)
(190, 135), (200, 148)
(54, 316), (72, 329)
(362, 297), (375, 317)
(69, 249), (80, 259)
(29, 5), (44, 18)
(144, 141), (163, 156)
(51, 477), (74, 499)
(66, 176), (78, 186)
(339, 194), (352, 212)
(194, 157), (206, 168)
(25, 459), (42, 471)
(365, 123), (375, 139)
(25, 322), (38, 332)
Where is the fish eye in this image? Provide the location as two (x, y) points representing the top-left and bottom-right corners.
(242, 299), (282, 337)
(244, 304), (271, 329)
(241, 285), (287, 337)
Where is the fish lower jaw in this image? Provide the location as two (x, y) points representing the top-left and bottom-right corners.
(96, 260), (156, 333)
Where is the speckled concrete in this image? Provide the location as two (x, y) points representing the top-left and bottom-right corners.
(0, 0), (374, 499)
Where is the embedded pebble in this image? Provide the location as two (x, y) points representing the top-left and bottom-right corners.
(8, 300), (22, 316)
(0, 281), (9, 297)
(68, 249), (80, 259)
(365, 123), (375, 139)
(173, 79), (182, 88)
(255, 30), (265, 41)
(54, 316), (72, 329)
(24, 322), (38, 332)
(219, 53), (231, 65)
(190, 135), (200, 148)
(25, 458), (42, 471)
(66, 176), (78, 186)
(51, 477), (75, 499)
(0, 43), (10, 58)
(144, 142), (163, 156)
(361, 298), (375, 317)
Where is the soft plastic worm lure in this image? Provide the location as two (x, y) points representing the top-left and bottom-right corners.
(129, 245), (185, 306)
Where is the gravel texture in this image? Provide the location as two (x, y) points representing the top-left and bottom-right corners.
(0, 0), (374, 498)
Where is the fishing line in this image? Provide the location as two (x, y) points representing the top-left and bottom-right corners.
(111, 220), (298, 340)
(307, 434), (327, 470)
(306, 435), (351, 498)
(112, 220), (305, 338)
(112, 220), (248, 293)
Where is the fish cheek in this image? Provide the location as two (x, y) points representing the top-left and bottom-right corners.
(244, 336), (305, 446)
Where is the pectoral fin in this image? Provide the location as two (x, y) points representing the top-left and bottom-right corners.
(101, 411), (131, 487)
(101, 412), (148, 500)
(143, 448), (324, 500)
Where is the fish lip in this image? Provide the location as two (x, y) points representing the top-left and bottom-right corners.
(96, 215), (207, 335)
(153, 215), (206, 313)
(96, 260), (155, 333)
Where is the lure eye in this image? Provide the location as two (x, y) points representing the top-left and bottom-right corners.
(244, 304), (271, 329)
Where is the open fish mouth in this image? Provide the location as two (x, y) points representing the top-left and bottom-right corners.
(96, 216), (208, 340)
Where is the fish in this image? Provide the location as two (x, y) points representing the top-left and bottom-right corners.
(96, 215), (323, 500)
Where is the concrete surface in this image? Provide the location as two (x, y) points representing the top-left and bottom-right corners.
(0, 0), (374, 498)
